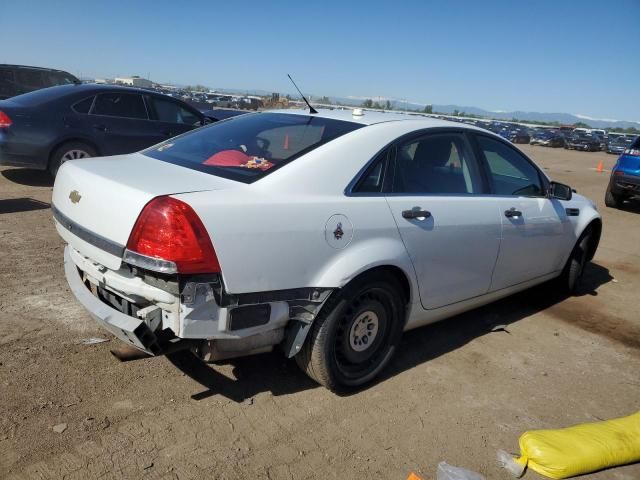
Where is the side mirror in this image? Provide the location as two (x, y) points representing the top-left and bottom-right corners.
(548, 181), (572, 201)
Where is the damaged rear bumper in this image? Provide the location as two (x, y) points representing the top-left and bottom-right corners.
(64, 245), (334, 359)
(64, 246), (168, 355)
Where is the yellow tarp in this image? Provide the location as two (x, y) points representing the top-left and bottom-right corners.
(514, 411), (640, 479)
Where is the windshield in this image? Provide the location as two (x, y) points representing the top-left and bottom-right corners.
(143, 112), (363, 183)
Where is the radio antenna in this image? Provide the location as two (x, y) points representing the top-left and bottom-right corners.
(287, 74), (317, 114)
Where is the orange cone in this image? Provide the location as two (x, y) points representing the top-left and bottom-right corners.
(407, 473), (424, 480)
(596, 160), (604, 173)
(283, 134), (289, 150)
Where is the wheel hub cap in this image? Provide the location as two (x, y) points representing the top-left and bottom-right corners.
(62, 150), (90, 161)
(349, 311), (379, 352)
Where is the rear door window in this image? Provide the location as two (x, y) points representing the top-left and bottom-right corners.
(93, 93), (148, 119)
(392, 133), (483, 194)
(144, 113), (362, 183)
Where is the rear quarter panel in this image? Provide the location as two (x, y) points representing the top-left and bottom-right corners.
(175, 190), (419, 300)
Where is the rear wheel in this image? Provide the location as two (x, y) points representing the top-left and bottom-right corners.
(604, 188), (621, 208)
(295, 273), (405, 391)
(48, 141), (96, 178)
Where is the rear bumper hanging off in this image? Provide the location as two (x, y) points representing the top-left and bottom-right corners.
(64, 246), (168, 355)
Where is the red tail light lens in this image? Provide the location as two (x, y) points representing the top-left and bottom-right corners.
(0, 111), (12, 128)
(126, 196), (220, 274)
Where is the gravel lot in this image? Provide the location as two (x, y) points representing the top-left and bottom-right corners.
(1, 145), (639, 480)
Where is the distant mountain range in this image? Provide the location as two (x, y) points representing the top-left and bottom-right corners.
(326, 97), (639, 130)
(181, 86), (640, 130)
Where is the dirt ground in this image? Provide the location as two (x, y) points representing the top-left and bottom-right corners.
(1, 145), (639, 480)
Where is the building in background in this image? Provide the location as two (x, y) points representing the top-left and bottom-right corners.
(114, 76), (152, 88)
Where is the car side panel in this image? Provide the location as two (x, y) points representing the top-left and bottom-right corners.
(555, 194), (601, 266)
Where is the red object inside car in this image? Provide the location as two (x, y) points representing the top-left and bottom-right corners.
(203, 150), (274, 171)
(203, 149), (251, 167)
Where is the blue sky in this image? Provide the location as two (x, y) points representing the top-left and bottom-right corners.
(3, 0), (639, 121)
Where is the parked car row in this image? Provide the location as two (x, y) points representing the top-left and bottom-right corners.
(443, 116), (638, 153)
(147, 88), (262, 110)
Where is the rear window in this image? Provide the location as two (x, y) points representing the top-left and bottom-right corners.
(143, 113), (363, 183)
(72, 96), (94, 114)
(5, 84), (77, 106)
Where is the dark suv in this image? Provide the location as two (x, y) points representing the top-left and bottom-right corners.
(0, 64), (80, 100)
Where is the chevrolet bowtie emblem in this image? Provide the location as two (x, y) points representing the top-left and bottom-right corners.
(69, 190), (82, 204)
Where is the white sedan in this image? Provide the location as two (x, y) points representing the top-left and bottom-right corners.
(52, 109), (601, 391)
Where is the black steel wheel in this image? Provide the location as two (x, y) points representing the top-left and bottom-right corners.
(295, 272), (405, 391)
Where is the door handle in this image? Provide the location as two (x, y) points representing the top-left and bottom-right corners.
(93, 124), (107, 132)
(402, 209), (432, 219)
(504, 207), (522, 218)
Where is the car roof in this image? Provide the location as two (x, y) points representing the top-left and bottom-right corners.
(3, 83), (175, 106)
(0, 64), (76, 75)
(266, 107), (476, 129)
(48, 83), (157, 96)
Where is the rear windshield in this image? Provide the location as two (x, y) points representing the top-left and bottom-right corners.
(143, 112), (363, 183)
(6, 84), (77, 106)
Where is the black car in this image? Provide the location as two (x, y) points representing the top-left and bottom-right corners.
(0, 64), (80, 100)
(565, 134), (601, 151)
(0, 84), (208, 176)
(507, 128), (531, 144)
(530, 130), (565, 147)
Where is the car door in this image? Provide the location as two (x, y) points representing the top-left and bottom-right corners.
(384, 131), (502, 310)
(90, 92), (159, 154)
(473, 134), (573, 291)
(144, 95), (204, 141)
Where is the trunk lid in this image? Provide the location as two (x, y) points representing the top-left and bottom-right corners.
(52, 152), (242, 269)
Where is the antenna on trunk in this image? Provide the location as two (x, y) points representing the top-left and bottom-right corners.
(287, 74), (317, 114)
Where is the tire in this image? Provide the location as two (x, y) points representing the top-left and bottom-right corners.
(48, 141), (96, 178)
(295, 273), (405, 391)
(604, 188), (621, 208)
(558, 227), (593, 294)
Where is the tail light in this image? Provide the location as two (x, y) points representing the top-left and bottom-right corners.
(126, 196), (220, 274)
(624, 148), (640, 157)
(0, 111), (12, 128)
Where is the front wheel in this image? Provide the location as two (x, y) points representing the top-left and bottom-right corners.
(558, 227), (593, 294)
(295, 273), (405, 391)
